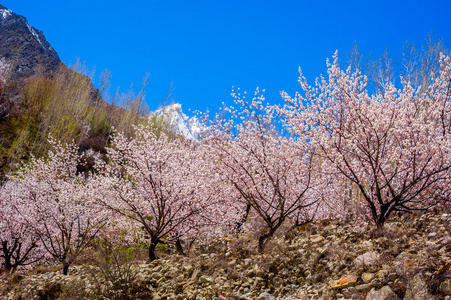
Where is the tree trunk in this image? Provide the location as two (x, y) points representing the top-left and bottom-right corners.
(258, 219), (284, 252)
(175, 238), (185, 256)
(375, 206), (388, 232)
(236, 204), (252, 233)
(3, 257), (12, 273)
(2, 242), (13, 273)
(258, 230), (274, 252)
(148, 238), (158, 261)
(62, 264), (70, 275)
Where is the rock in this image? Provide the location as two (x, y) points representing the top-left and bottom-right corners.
(369, 278), (384, 288)
(405, 274), (432, 300)
(183, 265), (193, 273)
(425, 241), (436, 247)
(362, 240), (374, 249)
(311, 235), (324, 243)
(365, 285), (397, 300)
(355, 251), (380, 266)
(191, 269), (200, 280)
(153, 265), (163, 273)
(229, 292), (243, 299)
(199, 275), (213, 284)
(441, 279), (451, 295)
(329, 275), (359, 289)
(355, 284), (372, 292)
(376, 270), (389, 283)
(152, 272), (163, 280)
(361, 272), (375, 283)
(272, 276), (283, 287)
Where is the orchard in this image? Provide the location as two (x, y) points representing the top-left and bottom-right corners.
(1, 52), (450, 278)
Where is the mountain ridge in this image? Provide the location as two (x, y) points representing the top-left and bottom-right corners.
(0, 4), (61, 80)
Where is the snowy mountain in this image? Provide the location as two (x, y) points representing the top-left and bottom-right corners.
(150, 103), (205, 140)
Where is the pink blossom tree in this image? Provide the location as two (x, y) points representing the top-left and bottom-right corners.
(0, 182), (42, 273)
(208, 91), (323, 251)
(281, 52), (451, 230)
(94, 125), (238, 261)
(12, 140), (108, 275)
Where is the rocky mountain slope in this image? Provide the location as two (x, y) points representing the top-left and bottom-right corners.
(1, 211), (450, 299)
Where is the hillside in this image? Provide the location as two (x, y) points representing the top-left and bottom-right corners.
(0, 211), (450, 299)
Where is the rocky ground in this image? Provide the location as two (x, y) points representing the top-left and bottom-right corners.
(1, 212), (451, 300)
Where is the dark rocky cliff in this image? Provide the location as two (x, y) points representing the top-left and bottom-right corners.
(0, 4), (61, 80)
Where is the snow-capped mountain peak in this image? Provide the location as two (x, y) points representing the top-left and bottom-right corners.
(151, 103), (205, 140)
(0, 8), (12, 19)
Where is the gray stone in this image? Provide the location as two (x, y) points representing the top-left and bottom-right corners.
(229, 292), (243, 299)
(365, 285), (397, 300)
(199, 275), (213, 284)
(376, 270), (389, 283)
(405, 274), (433, 300)
(361, 272), (375, 283)
(355, 251), (380, 266)
(425, 241), (436, 247)
(182, 265), (193, 273)
(355, 284), (372, 292)
(272, 276), (283, 287)
(311, 235), (324, 243)
(153, 265), (163, 272)
(441, 279), (451, 295)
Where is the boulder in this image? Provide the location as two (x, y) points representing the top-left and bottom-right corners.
(361, 272), (375, 283)
(329, 275), (359, 289)
(440, 279), (451, 295)
(355, 251), (380, 267)
(405, 274), (433, 300)
(365, 285), (397, 300)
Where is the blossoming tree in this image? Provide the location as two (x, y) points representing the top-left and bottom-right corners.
(12, 140), (108, 274)
(281, 52), (451, 230)
(0, 182), (42, 273)
(95, 125), (238, 261)
(208, 92), (323, 251)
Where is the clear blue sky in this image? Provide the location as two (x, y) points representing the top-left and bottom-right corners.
(2, 1), (451, 115)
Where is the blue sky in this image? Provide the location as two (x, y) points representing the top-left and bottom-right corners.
(3, 1), (451, 115)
